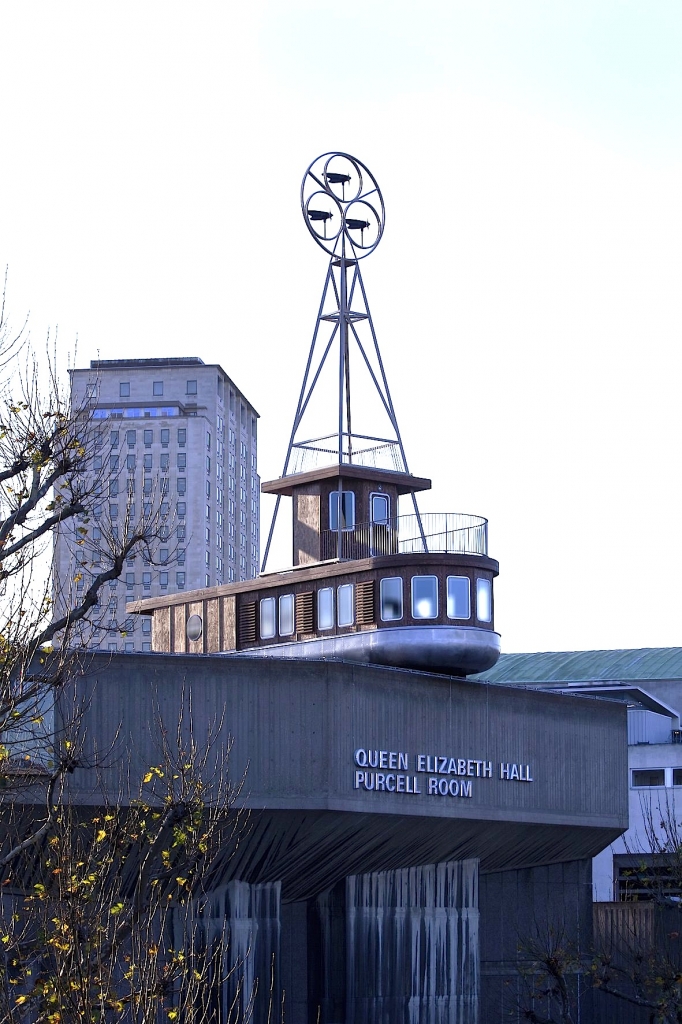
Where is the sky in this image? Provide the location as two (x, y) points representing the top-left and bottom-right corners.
(0, 1), (681, 654)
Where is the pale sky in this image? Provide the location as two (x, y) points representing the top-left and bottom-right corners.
(1, 1), (681, 654)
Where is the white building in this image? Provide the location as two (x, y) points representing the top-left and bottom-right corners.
(54, 357), (259, 652)
(476, 648), (682, 903)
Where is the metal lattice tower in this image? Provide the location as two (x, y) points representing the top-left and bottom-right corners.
(262, 152), (423, 571)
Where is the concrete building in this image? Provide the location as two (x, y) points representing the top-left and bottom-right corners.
(54, 357), (259, 652)
(61, 650), (628, 1023)
(476, 648), (682, 903)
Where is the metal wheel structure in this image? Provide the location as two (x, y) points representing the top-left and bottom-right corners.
(262, 152), (424, 572)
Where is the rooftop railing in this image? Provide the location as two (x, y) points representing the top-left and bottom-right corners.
(289, 433), (405, 475)
(320, 512), (488, 561)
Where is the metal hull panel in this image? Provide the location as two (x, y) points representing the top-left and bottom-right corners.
(231, 625), (501, 676)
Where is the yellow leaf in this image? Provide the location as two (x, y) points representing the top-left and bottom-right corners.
(142, 772), (153, 783)
(96, 830), (106, 842)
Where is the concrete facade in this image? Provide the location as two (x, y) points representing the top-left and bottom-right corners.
(54, 357), (259, 652)
(59, 651), (628, 1022)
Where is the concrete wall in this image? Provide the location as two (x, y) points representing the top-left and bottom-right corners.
(63, 652), (628, 898)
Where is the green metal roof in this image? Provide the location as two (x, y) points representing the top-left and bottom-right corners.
(474, 648), (682, 684)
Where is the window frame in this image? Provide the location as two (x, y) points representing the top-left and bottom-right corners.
(380, 577), (403, 622)
(329, 490), (356, 532)
(260, 597), (276, 640)
(476, 577), (492, 623)
(279, 594), (295, 637)
(446, 576), (471, 620)
(370, 492), (390, 525)
(337, 584), (354, 627)
(411, 575), (438, 619)
(318, 587), (334, 630)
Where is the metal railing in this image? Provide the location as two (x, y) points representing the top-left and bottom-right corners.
(289, 433), (405, 475)
(320, 512), (488, 561)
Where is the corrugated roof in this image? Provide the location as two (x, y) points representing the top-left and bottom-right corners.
(474, 648), (682, 684)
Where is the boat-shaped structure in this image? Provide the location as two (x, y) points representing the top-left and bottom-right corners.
(130, 152), (500, 676)
(130, 459), (500, 676)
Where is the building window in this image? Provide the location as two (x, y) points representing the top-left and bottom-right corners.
(160, 479), (169, 494)
(632, 769), (665, 788)
(160, 453), (169, 471)
(260, 597), (276, 639)
(186, 380), (197, 395)
(160, 549), (169, 563)
(673, 769), (682, 786)
(120, 382), (130, 397)
(178, 453), (186, 470)
(160, 502), (169, 517)
(125, 573), (135, 591)
(144, 429), (153, 447)
(370, 493), (390, 524)
(329, 491), (355, 531)
(178, 548), (185, 564)
(177, 502), (186, 517)
(142, 642), (152, 652)
(126, 430), (136, 447)
(412, 576), (438, 619)
(142, 572), (151, 590)
(153, 381), (163, 396)
(476, 578), (492, 623)
(447, 576), (471, 620)
(338, 584), (354, 627)
(177, 478), (186, 494)
(111, 430), (119, 448)
(142, 618), (151, 635)
(206, 432), (211, 450)
(380, 578), (403, 621)
(161, 428), (170, 447)
(160, 571), (169, 587)
(279, 594), (294, 636)
(109, 480), (119, 497)
(178, 428), (186, 447)
(175, 572), (184, 589)
(110, 454), (119, 471)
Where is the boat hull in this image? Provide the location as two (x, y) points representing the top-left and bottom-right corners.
(229, 625), (501, 676)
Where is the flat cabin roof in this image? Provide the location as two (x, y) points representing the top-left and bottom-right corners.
(261, 463), (432, 497)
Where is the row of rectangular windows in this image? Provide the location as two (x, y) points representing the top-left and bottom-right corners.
(632, 768), (682, 787)
(117, 381), (198, 398)
(258, 575), (492, 639)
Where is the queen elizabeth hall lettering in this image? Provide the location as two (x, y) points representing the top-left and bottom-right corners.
(353, 749), (533, 798)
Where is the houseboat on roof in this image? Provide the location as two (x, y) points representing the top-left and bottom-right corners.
(129, 152), (501, 677)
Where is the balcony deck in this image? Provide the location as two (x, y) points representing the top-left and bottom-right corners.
(320, 512), (488, 561)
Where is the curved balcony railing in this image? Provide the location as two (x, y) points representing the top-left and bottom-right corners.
(320, 512), (488, 561)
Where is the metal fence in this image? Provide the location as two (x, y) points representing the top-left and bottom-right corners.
(321, 512), (488, 561)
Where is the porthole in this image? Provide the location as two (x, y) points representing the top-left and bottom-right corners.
(186, 614), (203, 642)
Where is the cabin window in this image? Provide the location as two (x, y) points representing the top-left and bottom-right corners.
(412, 576), (438, 619)
(318, 588), (334, 630)
(337, 584), (354, 626)
(476, 578), (492, 623)
(370, 493), (390, 524)
(260, 597), (276, 639)
(447, 576), (471, 619)
(279, 594), (295, 636)
(329, 491), (355, 531)
(380, 577), (403, 621)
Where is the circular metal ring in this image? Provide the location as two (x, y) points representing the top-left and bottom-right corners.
(304, 189), (343, 245)
(301, 152), (385, 260)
